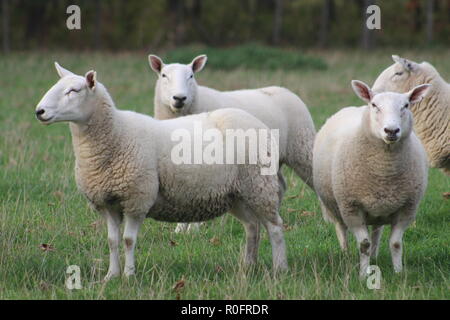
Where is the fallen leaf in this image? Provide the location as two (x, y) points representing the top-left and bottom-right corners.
(215, 265), (224, 273)
(90, 220), (103, 229)
(301, 211), (316, 217)
(53, 191), (64, 201)
(283, 224), (293, 231)
(173, 277), (185, 292)
(287, 208), (301, 213)
(39, 281), (51, 291)
(39, 243), (55, 252)
(209, 237), (221, 246)
(443, 192), (450, 200)
(169, 239), (177, 247)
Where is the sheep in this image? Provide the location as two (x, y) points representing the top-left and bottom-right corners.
(35, 63), (288, 281)
(372, 55), (450, 177)
(148, 54), (316, 232)
(313, 80), (430, 277)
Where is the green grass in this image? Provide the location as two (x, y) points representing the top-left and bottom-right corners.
(0, 49), (449, 299)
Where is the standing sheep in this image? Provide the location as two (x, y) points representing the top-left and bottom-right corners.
(313, 80), (429, 277)
(148, 54), (316, 232)
(372, 55), (449, 177)
(35, 63), (287, 280)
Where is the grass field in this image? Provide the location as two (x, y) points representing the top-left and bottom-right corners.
(0, 49), (449, 299)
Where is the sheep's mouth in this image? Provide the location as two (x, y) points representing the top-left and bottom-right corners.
(37, 116), (54, 124)
(171, 102), (185, 110)
(384, 135), (399, 144)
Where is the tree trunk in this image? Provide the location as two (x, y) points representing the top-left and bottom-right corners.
(2, 0), (10, 53)
(361, 0), (374, 50)
(426, 0), (434, 44)
(318, 0), (333, 47)
(94, 0), (102, 50)
(272, 0), (283, 45)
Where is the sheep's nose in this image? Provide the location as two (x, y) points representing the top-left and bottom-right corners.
(172, 95), (187, 109)
(36, 108), (45, 116)
(173, 95), (187, 102)
(384, 127), (400, 135)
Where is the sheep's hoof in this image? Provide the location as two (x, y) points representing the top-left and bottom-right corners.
(174, 223), (189, 233)
(124, 267), (136, 278)
(103, 270), (120, 282)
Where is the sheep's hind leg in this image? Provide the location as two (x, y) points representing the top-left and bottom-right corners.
(335, 222), (348, 252)
(230, 203), (261, 266)
(103, 209), (122, 281)
(277, 169), (287, 202)
(123, 215), (145, 277)
(263, 217), (288, 272)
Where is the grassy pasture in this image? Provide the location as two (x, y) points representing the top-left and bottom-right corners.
(0, 49), (448, 299)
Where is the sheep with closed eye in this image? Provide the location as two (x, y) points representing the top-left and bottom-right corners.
(313, 80), (429, 277)
(373, 55), (450, 177)
(35, 62), (288, 281)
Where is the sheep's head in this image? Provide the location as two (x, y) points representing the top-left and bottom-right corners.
(372, 55), (433, 94)
(148, 54), (207, 114)
(36, 63), (97, 125)
(352, 80), (430, 145)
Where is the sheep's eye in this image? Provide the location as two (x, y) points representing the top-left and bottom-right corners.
(162, 74), (167, 78)
(403, 103), (409, 109)
(189, 74), (194, 79)
(395, 72), (404, 76)
(66, 88), (80, 95)
(372, 103), (379, 109)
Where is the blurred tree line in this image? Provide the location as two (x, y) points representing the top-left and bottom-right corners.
(1, 0), (449, 53)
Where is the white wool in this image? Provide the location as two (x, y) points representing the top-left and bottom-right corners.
(313, 80), (429, 277)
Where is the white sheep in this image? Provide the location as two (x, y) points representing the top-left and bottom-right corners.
(148, 54), (316, 232)
(35, 63), (288, 280)
(372, 55), (450, 177)
(313, 80), (429, 277)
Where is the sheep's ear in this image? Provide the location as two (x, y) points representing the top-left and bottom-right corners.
(190, 55), (207, 73)
(351, 80), (373, 103)
(148, 55), (164, 74)
(55, 62), (74, 78)
(407, 84), (431, 104)
(85, 70), (97, 90)
(392, 55), (417, 72)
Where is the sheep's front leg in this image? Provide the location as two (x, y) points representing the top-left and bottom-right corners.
(370, 225), (384, 258)
(104, 210), (122, 281)
(341, 206), (370, 278)
(389, 215), (414, 273)
(123, 215), (145, 277)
